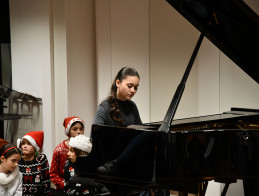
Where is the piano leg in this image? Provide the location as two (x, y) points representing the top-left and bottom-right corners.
(221, 183), (230, 196)
(214, 179), (236, 196)
(201, 181), (208, 196)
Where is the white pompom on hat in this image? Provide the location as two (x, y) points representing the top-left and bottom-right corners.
(63, 116), (85, 136)
(69, 134), (92, 154)
(17, 131), (44, 152)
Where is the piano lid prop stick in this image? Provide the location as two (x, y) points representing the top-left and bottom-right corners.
(158, 33), (204, 133)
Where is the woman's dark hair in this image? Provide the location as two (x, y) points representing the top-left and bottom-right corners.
(107, 67), (140, 124)
(0, 143), (21, 163)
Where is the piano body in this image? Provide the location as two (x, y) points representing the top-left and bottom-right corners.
(75, 0), (259, 195)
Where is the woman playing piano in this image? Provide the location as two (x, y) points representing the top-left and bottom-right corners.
(92, 67), (169, 196)
(93, 66), (142, 127)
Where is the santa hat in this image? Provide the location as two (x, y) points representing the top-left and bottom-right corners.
(0, 138), (8, 151)
(63, 116), (85, 136)
(17, 131), (44, 152)
(69, 134), (92, 154)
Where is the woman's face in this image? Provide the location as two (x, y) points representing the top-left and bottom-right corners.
(0, 153), (21, 173)
(21, 139), (36, 156)
(116, 76), (139, 101)
(67, 146), (77, 163)
(69, 122), (84, 138)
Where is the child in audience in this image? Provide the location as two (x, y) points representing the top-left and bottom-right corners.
(64, 134), (109, 196)
(0, 138), (22, 196)
(17, 131), (50, 195)
(50, 116), (85, 193)
(64, 134), (92, 195)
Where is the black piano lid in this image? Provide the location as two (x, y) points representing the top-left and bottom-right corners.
(166, 0), (259, 84)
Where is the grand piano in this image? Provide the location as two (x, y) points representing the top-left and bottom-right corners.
(74, 0), (259, 195)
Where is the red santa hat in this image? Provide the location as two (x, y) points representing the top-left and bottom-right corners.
(17, 131), (44, 152)
(63, 116), (85, 136)
(0, 138), (9, 151)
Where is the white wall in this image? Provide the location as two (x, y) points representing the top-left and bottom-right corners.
(53, 0), (69, 147)
(96, 0), (150, 123)
(53, 0), (97, 144)
(150, 0), (199, 122)
(66, 0), (96, 134)
(219, 53), (259, 111)
(95, 0), (112, 103)
(9, 0), (54, 162)
(9, 0), (97, 163)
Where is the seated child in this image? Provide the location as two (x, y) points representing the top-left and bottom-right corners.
(0, 138), (22, 196)
(50, 116), (85, 192)
(64, 134), (109, 195)
(17, 131), (51, 195)
(64, 134), (92, 195)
